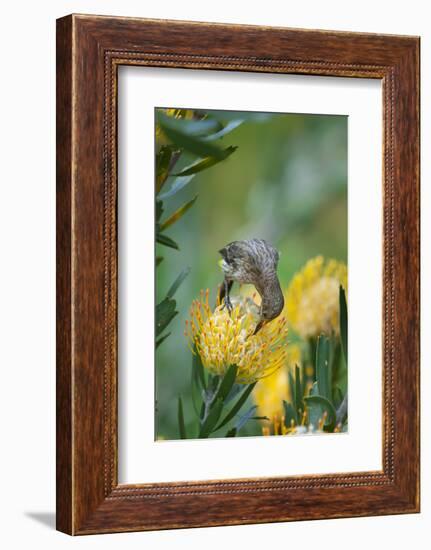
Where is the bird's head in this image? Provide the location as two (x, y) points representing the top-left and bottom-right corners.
(261, 290), (285, 321)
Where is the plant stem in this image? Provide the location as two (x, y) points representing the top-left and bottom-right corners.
(200, 376), (222, 425)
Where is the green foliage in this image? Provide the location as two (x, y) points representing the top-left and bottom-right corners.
(340, 286), (348, 363)
(157, 113), (231, 160)
(199, 399), (224, 438)
(155, 270), (189, 348)
(172, 147), (238, 177)
(155, 108), (241, 353)
(316, 334), (332, 401)
(159, 196), (198, 231)
(184, 357), (258, 439)
(282, 285), (348, 434)
(156, 233), (179, 250)
(304, 395), (336, 431)
(155, 297), (177, 338)
(156, 146), (180, 193)
(166, 267), (191, 299)
(215, 382), (257, 432)
(177, 396), (186, 439)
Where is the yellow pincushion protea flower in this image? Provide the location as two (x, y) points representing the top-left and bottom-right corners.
(284, 256), (347, 339)
(252, 343), (302, 421)
(185, 290), (289, 384)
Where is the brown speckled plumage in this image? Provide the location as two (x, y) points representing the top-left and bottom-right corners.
(218, 238), (284, 333)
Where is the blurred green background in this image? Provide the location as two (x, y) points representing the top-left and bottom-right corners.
(155, 109), (347, 440)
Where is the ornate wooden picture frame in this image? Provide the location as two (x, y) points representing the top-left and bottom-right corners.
(56, 14), (420, 535)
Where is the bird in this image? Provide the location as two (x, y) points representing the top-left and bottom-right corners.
(218, 238), (284, 335)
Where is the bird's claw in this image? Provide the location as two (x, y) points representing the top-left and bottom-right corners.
(221, 295), (233, 316)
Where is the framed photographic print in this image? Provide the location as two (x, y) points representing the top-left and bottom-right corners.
(56, 14), (420, 534)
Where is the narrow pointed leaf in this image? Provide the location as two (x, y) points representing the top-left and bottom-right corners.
(339, 286), (348, 363)
(160, 196), (198, 231)
(335, 394), (348, 426)
(295, 364), (303, 415)
(333, 386), (344, 409)
(156, 297), (177, 337)
(156, 146), (180, 193)
(166, 266), (191, 298)
(224, 383), (242, 404)
(283, 401), (297, 428)
(287, 370), (298, 423)
(192, 348), (206, 391)
(178, 396), (186, 439)
(202, 120), (243, 141)
(156, 199), (164, 222)
(155, 332), (171, 348)
(159, 123), (227, 160)
(199, 399), (223, 438)
(215, 382), (257, 430)
(191, 351), (205, 416)
(158, 175), (195, 200)
(213, 365), (238, 404)
(156, 233), (179, 250)
(197, 110), (272, 124)
(157, 112), (222, 137)
(172, 147), (238, 177)
(316, 335), (331, 400)
(235, 405), (258, 431)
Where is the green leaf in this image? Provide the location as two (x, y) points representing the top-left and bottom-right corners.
(178, 396), (186, 439)
(166, 266), (191, 298)
(155, 332), (171, 348)
(158, 175), (195, 200)
(295, 364), (303, 414)
(333, 386), (344, 409)
(156, 146), (180, 193)
(213, 365), (238, 404)
(157, 112), (222, 137)
(226, 427), (237, 437)
(215, 382), (257, 430)
(310, 381), (319, 396)
(160, 196), (198, 231)
(304, 395), (336, 431)
(199, 399), (223, 438)
(156, 233), (179, 250)
(235, 405), (258, 431)
(287, 370), (299, 423)
(191, 350), (206, 416)
(192, 348), (206, 391)
(198, 110), (272, 124)
(159, 118), (228, 160)
(316, 335), (331, 400)
(339, 286), (348, 364)
(283, 401), (298, 428)
(202, 120), (243, 141)
(224, 383), (242, 404)
(172, 147), (238, 177)
(156, 297), (177, 337)
(156, 199), (164, 222)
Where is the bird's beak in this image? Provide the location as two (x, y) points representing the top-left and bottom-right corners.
(253, 319), (268, 336)
(218, 259), (224, 270)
